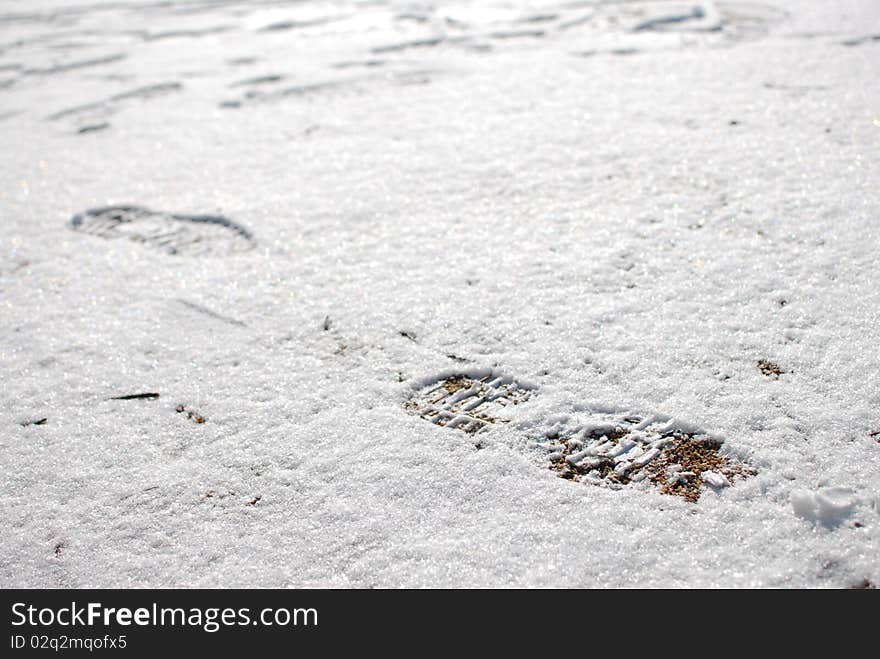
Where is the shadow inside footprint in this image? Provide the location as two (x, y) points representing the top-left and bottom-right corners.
(70, 205), (255, 256)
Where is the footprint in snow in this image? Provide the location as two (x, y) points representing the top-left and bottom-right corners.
(69, 205), (255, 256)
(531, 410), (754, 502)
(406, 369), (535, 435)
(407, 371), (753, 501)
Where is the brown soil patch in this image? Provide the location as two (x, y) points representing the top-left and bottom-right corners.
(758, 359), (782, 378)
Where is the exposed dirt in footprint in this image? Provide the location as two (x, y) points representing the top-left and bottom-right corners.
(407, 370), (535, 434)
(646, 435), (751, 502)
(533, 411), (753, 501)
(70, 205), (255, 256)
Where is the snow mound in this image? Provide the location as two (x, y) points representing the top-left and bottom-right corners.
(791, 487), (859, 527)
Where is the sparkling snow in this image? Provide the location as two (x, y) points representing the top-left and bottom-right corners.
(1, 0), (878, 587)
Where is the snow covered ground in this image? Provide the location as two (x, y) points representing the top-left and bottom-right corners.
(1, 0), (878, 588)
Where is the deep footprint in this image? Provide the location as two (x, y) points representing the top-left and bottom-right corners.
(407, 370), (535, 434)
(532, 411), (753, 501)
(69, 205), (255, 256)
